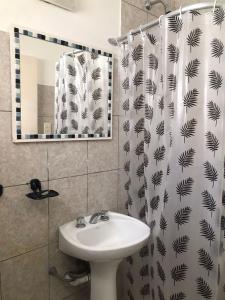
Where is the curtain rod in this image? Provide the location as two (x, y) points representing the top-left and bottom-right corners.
(108, 2), (222, 46)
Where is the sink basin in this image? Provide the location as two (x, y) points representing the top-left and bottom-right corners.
(59, 211), (150, 262)
(59, 211), (150, 300)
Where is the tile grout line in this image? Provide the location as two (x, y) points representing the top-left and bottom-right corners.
(117, 116), (120, 211)
(46, 147), (51, 300)
(87, 141), (89, 213)
(122, 0), (160, 18)
(0, 271), (2, 300)
(0, 244), (48, 264)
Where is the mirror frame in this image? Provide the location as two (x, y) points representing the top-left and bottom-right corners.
(10, 26), (113, 142)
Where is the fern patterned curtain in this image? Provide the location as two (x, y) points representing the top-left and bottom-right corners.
(120, 7), (225, 300)
(55, 51), (108, 135)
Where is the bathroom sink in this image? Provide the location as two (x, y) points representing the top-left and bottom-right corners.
(59, 211), (150, 262)
(59, 211), (150, 300)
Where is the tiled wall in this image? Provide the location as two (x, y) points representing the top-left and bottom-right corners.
(38, 84), (54, 133)
(0, 30), (120, 300)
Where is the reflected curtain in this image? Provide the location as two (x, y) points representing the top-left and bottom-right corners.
(119, 7), (225, 300)
(55, 51), (108, 135)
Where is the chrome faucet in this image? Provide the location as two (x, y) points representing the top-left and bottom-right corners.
(76, 216), (86, 228)
(89, 210), (109, 224)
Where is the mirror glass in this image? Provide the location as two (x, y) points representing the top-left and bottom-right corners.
(11, 28), (113, 141)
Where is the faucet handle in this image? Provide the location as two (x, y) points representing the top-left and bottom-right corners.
(76, 216), (86, 228)
(100, 210), (109, 221)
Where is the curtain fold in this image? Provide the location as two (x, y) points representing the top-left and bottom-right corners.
(120, 7), (225, 300)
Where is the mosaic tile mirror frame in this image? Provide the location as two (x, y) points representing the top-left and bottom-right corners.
(10, 27), (113, 142)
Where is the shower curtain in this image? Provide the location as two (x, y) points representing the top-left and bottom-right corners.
(120, 7), (225, 300)
(55, 51), (108, 135)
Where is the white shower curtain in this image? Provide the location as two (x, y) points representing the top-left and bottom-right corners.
(120, 7), (225, 300)
(55, 51), (109, 135)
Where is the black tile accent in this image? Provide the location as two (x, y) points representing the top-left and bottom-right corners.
(88, 134), (94, 138)
(15, 54), (20, 59)
(37, 34), (46, 40)
(108, 130), (111, 137)
(14, 32), (19, 38)
(30, 134), (39, 139)
(14, 28), (19, 33)
(15, 49), (20, 54)
(16, 107), (21, 113)
(23, 30), (29, 35)
(17, 135), (21, 139)
(61, 40), (68, 46)
(68, 134), (75, 138)
(16, 116), (21, 121)
(108, 114), (111, 121)
(98, 50), (101, 55)
(16, 97), (20, 103)
(46, 134), (54, 139)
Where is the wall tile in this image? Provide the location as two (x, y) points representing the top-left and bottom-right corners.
(122, 0), (146, 11)
(0, 31), (11, 112)
(118, 169), (128, 214)
(0, 247), (49, 300)
(0, 184), (48, 261)
(87, 116), (118, 173)
(121, 1), (148, 35)
(62, 284), (90, 300)
(49, 175), (87, 242)
(49, 243), (81, 300)
(88, 170), (118, 214)
(47, 141), (87, 180)
(38, 84), (54, 118)
(0, 112), (48, 186)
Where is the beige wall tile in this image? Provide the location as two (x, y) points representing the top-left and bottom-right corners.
(63, 284), (90, 300)
(0, 247), (49, 300)
(121, 1), (148, 35)
(173, 0), (210, 8)
(0, 31), (11, 112)
(88, 170), (118, 214)
(87, 116), (118, 173)
(47, 141), (87, 180)
(0, 184), (48, 261)
(118, 169), (129, 214)
(49, 243), (82, 300)
(0, 112), (48, 186)
(49, 175), (87, 242)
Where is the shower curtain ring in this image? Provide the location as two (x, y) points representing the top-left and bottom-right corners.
(159, 15), (163, 27)
(213, 0), (217, 13)
(128, 30), (134, 42)
(139, 25), (145, 40)
(179, 4), (183, 19)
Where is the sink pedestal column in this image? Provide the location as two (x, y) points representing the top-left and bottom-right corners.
(90, 259), (121, 300)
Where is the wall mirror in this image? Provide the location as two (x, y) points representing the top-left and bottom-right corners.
(10, 27), (113, 142)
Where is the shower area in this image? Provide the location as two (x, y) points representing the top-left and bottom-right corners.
(111, 1), (225, 300)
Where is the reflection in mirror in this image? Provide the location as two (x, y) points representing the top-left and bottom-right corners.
(11, 28), (113, 141)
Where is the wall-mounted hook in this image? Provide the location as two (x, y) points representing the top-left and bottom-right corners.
(0, 184), (3, 197)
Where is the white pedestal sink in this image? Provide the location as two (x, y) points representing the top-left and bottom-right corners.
(59, 212), (150, 300)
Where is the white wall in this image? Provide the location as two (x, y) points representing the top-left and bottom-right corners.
(0, 0), (120, 54)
